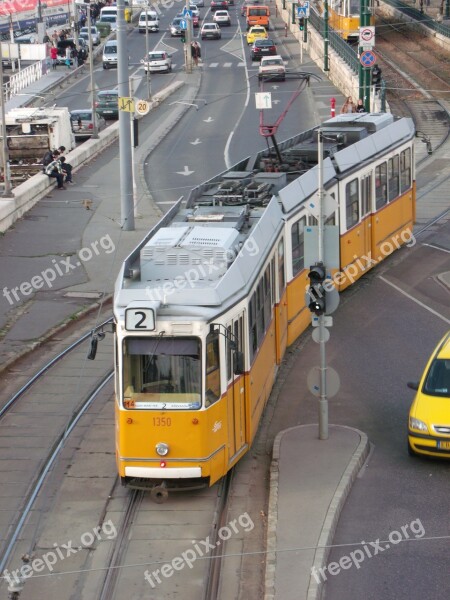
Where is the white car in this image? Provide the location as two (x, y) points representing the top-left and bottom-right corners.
(201, 22), (221, 39)
(213, 10), (231, 26)
(258, 55), (286, 81)
(191, 0), (204, 6)
(143, 50), (172, 73)
(79, 26), (100, 45)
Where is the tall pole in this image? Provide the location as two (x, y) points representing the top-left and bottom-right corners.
(117, 0), (134, 231)
(317, 129), (328, 440)
(72, 0), (79, 47)
(0, 41), (13, 198)
(87, 8), (98, 138)
(359, 0), (371, 110)
(324, 0), (329, 71)
(145, 5), (151, 100)
(185, 0), (193, 74)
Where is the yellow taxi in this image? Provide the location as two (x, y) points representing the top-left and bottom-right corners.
(407, 330), (450, 457)
(246, 26), (268, 45)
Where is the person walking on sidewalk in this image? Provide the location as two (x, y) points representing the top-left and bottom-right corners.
(341, 96), (356, 114)
(65, 46), (72, 69)
(45, 157), (66, 189)
(50, 45), (58, 70)
(356, 99), (366, 113)
(191, 41), (201, 66)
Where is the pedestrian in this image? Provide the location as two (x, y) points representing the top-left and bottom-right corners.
(356, 99), (366, 113)
(50, 45), (58, 70)
(51, 29), (58, 44)
(340, 96), (356, 114)
(45, 156), (66, 190)
(191, 41), (201, 66)
(42, 149), (59, 171)
(57, 147), (74, 184)
(65, 46), (72, 69)
(71, 46), (79, 68)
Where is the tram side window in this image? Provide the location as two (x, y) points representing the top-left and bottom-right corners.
(278, 238), (285, 298)
(291, 216), (306, 275)
(388, 155), (399, 202)
(256, 280), (265, 343)
(400, 148), (411, 192)
(227, 325), (232, 382)
(249, 294), (257, 361)
(375, 163), (388, 209)
(205, 331), (221, 406)
(345, 179), (359, 228)
(264, 266), (272, 327)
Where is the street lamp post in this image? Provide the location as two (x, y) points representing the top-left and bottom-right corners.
(87, 7), (98, 138)
(0, 40), (13, 197)
(145, 6), (151, 100)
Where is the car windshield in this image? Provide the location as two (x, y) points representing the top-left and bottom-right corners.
(149, 53), (165, 60)
(423, 359), (450, 397)
(104, 45), (117, 54)
(101, 16), (116, 22)
(98, 93), (117, 101)
(173, 18), (182, 24)
(204, 24), (215, 29)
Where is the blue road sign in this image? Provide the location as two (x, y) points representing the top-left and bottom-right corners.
(297, 6), (308, 17)
(182, 8), (193, 17)
(179, 18), (188, 30)
(360, 50), (376, 67)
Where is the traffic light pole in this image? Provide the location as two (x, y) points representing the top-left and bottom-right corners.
(317, 129), (328, 440)
(359, 0), (371, 111)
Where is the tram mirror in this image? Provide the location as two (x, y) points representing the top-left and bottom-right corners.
(87, 336), (98, 361)
(234, 351), (244, 375)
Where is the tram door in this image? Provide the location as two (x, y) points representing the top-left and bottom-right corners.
(226, 314), (247, 462)
(361, 174), (372, 268)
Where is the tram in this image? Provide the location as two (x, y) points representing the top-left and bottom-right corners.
(326, 0), (375, 43)
(113, 113), (416, 501)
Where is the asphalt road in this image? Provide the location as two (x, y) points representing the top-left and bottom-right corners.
(290, 220), (450, 600)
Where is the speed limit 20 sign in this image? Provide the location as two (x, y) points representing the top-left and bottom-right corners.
(135, 99), (151, 116)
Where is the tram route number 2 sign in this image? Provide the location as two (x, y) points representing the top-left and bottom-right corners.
(125, 307), (156, 331)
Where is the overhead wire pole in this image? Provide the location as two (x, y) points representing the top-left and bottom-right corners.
(144, 5), (151, 100)
(317, 129), (328, 440)
(87, 6), (98, 139)
(117, 0), (135, 231)
(0, 40), (13, 198)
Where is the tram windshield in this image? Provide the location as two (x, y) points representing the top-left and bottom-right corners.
(122, 337), (201, 409)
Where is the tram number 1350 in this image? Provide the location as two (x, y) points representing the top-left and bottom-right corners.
(125, 307), (156, 331)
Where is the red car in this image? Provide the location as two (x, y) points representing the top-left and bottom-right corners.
(211, 0), (228, 11)
(193, 14), (199, 27)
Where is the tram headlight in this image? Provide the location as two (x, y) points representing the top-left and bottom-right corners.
(156, 442), (169, 456)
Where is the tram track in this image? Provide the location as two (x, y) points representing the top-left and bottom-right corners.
(374, 14), (450, 152)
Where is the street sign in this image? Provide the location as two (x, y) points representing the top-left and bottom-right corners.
(119, 97), (135, 112)
(312, 315), (333, 327)
(296, 2), (310, 18)
(359, 26), (375, 43)
(255, 92), (272, 109)
(182, 8), (193, 17)
(360, 50), (377, 68)
(135, 99), (150, 115)
(179, 18), (187, 30)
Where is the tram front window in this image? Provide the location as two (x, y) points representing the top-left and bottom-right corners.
(123, 337), (201, 409)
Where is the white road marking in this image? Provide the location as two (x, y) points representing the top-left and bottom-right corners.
(190, 138), (202, 145)
(176, 166), (194, 176)
(379, 276), (450, 324)
(422, 243), (450, 254)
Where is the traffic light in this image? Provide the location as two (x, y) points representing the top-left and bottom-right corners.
(299, 17), (305, 31)
(180, 32), (186, 43)
(307, 263), (326, 316)
(371, 65), (382, 91)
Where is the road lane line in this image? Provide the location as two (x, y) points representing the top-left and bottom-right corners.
(379, 276), (450, 324)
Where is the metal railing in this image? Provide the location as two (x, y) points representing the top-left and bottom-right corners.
(4, 59), (45, 101)
(310, 7), (360, 73)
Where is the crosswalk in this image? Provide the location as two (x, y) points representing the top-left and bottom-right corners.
(136, 60), (289, 70)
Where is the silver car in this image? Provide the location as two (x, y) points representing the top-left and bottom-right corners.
(70, 109), (107, 139)
(143, 50), (172, 73)
(79, 26), (101, 46)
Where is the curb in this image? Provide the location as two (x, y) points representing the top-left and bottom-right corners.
(265, 424), (370, 600)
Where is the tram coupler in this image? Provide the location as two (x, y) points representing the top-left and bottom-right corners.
(150, 481), (169, 504)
